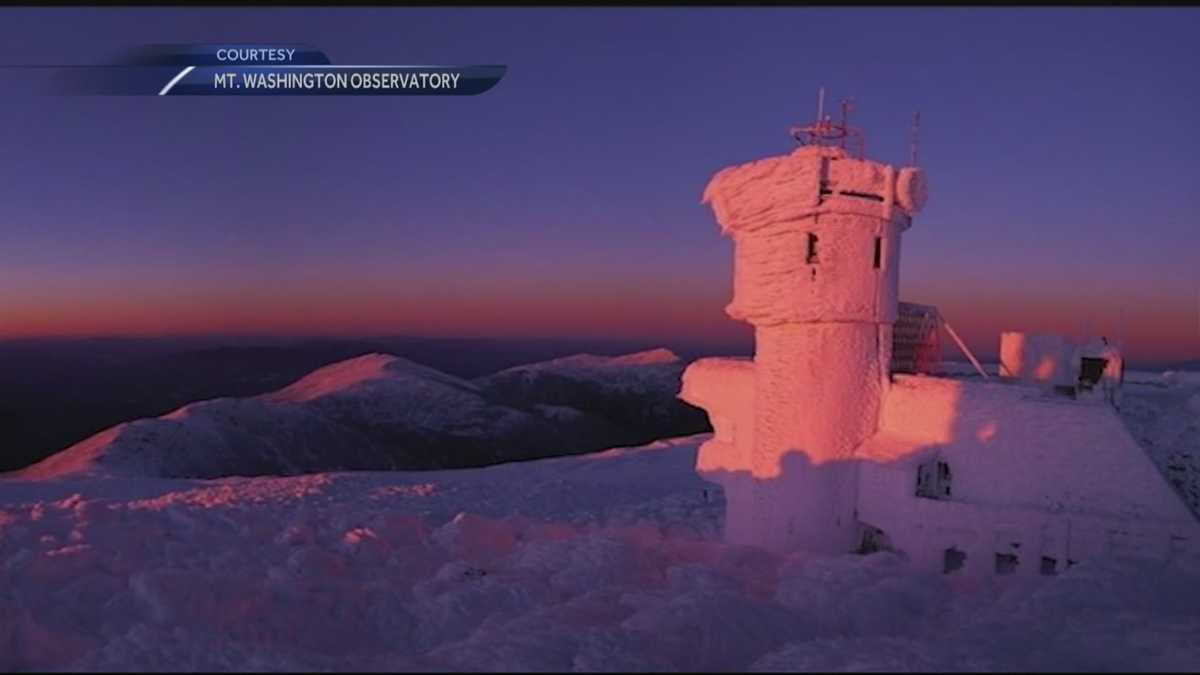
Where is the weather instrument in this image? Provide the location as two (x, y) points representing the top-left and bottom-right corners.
(789, 86), (866, 159)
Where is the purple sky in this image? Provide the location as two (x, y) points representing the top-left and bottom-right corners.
(0, 8), (1197, 364)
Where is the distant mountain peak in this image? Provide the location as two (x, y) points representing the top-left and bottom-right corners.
(264, 352), (475, 403)
(496, 348), (682, 375)
(608, 348), (680, 366)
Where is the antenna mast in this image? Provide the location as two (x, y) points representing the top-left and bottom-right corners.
(910, 111), (921, 166)
(840, 98), (853, 150)
(790, 87), (865, 158)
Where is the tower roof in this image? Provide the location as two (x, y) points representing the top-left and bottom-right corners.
(702, 146), (926, 236)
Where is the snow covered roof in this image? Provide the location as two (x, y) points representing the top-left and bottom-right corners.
(857, 374), (1197, 524)
(700, 145), (926, 236)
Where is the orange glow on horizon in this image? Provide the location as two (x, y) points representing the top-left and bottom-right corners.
(2, 276), (1194, 363)
(0, 279), (742, 344)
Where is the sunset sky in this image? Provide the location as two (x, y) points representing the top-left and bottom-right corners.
(1, 8), (1197, 364)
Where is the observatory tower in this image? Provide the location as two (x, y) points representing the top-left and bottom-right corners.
(680, 95), (928, 553)
(682, 94), (1197, 571)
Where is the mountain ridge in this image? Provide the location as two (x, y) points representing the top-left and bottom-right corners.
(12, 349), (708, 480)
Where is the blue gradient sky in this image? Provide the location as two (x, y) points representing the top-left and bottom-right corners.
(0, 8), (1197, 363)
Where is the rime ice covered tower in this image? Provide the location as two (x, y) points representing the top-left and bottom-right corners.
(681, 138), (928, 554)
(682, 104), (1199, 570)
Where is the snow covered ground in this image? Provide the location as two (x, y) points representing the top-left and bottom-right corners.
(3, 421), (1200, 671)
(1119, 369), (1200, 517)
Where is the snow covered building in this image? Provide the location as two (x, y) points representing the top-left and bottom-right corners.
(679, 137), (1199, 577)
(999, 330), (1125, 407)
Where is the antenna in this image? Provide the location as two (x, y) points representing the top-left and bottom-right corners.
(790, 87), (866, 158)
(910, 111), (921, 166)
(840, 98), (853, 150)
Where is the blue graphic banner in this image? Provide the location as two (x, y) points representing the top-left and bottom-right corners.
(30, 43), (506, 97)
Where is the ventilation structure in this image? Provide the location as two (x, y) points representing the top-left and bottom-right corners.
(891, 302), (942, 375)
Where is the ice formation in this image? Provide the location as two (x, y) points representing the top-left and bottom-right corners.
(681, 143), (1199, 576)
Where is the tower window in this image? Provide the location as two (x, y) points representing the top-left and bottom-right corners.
(916, 460), (952, 500)
(995, 552), (1019, 575)
(806, 233), (819, 264)
(873, 237), (882, 269)
(943, 547), (966, 574)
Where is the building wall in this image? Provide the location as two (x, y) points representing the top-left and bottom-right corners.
(747, 322), (886, 552)
(727, 213), (904, 325)
(856, 375), (1200, 575)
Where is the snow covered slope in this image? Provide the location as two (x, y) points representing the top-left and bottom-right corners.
(14, 350), (707, 480)
(1119, 370), (1200, 517)
(2, 434), (1199, 671)
(16, 354), (547, 479)
(474, 348), (708, 448)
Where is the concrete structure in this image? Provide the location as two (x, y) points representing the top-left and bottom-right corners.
(1000, 331), (1125, 407)
(681, 143), (926, 554)
(680, 140), (1199, 576)
(999, 331), (1075, 387)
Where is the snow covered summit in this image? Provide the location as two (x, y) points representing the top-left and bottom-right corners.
(2, 432), (1199, 671)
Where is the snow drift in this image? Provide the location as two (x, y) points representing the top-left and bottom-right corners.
(1, 435), (1198, 671)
